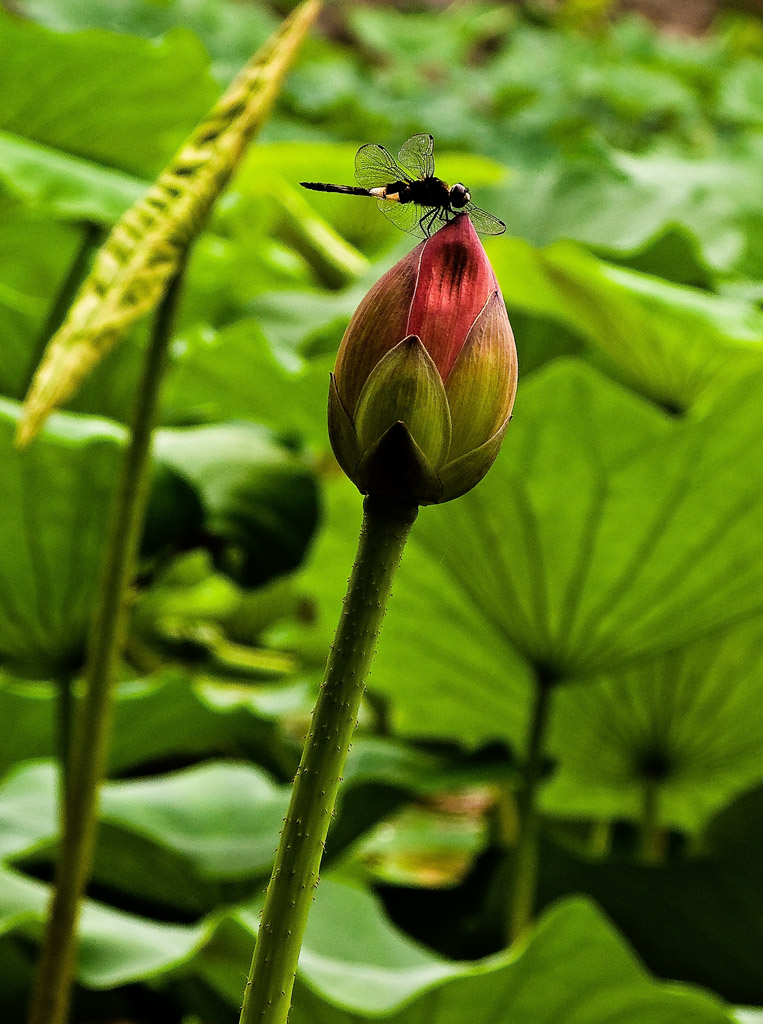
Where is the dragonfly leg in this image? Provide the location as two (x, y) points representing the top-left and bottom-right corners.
(420, 208), (439, 236)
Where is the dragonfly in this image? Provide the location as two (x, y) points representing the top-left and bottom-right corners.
(300, 133), (506, 239)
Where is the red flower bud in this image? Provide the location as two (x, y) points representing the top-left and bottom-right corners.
(328, 214), (517, 504)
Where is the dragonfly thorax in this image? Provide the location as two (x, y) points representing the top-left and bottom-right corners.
(449, 183), (471, 209)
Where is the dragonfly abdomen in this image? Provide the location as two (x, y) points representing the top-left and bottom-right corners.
(300, 182), (372, 197)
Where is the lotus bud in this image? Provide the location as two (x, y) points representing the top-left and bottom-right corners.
(328, 214), (518, 504)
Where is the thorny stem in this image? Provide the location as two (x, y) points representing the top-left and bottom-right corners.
(25, 262), (186, 1024)
(508, 674), (554, 943)
(239, 494), (418, 1024)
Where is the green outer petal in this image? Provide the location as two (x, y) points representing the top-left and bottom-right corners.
(438, 416), (510, 502)
(334, 249), (421, 415)
(327, 373), (361, 480)
(445, 291), (517, 461)
(354, 336), (452, 470)
(354, 421), (444, 505)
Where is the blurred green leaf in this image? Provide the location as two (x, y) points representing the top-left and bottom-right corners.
(348, 799), (490, 889)
(0, 401), (124, 677)
(0, 669), (311, 780)
(0, 759), (291, 912)
(538, 783), (763, 1005)
(154, 422), (320, 585)
(0, 136), (143, 226)
(327, 737), (475, 860)
(201, 883), (734, 1023)
(502, 139), (763, 278)
(0, 11), (217, 183)
(0, 400), (320, 676)
(0, 863), (205, 987)
(161, 321), (333, 444)
(0, 848), (741, 1019)
(0, 679), (55, 776)
(543, 617), (763, 831)
(17, 0), (277, 86)
(0, 208), (87, 399)
(717, 58), (763, 126)
(0, 763), (55, 862)
(491, 237), (763, 411)
(101, 762), (289, 880)
(0, 938), (32, 1018)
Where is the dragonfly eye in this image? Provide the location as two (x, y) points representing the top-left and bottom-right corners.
(449, 183), (470, 208)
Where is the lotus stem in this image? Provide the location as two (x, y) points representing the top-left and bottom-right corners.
(26, 261), (187, 1024)
(589, 818), (612, 859)
(640, 778), (667, 865)
(54, 672), (75, 815)
(508, 673), (554, 943)
(239, 493), (418, 1024)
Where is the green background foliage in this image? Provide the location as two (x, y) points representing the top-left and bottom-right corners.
(1, 0), (763, 1020)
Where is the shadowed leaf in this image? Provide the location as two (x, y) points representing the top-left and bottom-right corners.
(543, 617), (763, 831)
(0, 864), (736, 1022)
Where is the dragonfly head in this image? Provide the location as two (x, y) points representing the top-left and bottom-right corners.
(449, 183), (471, 209)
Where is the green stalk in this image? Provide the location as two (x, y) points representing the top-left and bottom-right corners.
(24, 222), (102, 392)
(589, 818), (612, 859)
(640, 778), (667, 865)
(26, 262), (186, 1024)
(54, 672), (75, 815)
(508, 675), (554, 943)
(239, 493), (418, 1024)
(495, 780), (519, 849)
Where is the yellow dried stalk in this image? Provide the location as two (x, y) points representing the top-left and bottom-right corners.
(17, 0), (320, 448)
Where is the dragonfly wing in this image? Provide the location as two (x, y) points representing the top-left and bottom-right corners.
(355, 144), (412, 189)
(397, 134), (435, 180)
(464, 203), (506, 236)
(376, 198), (427, 237)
